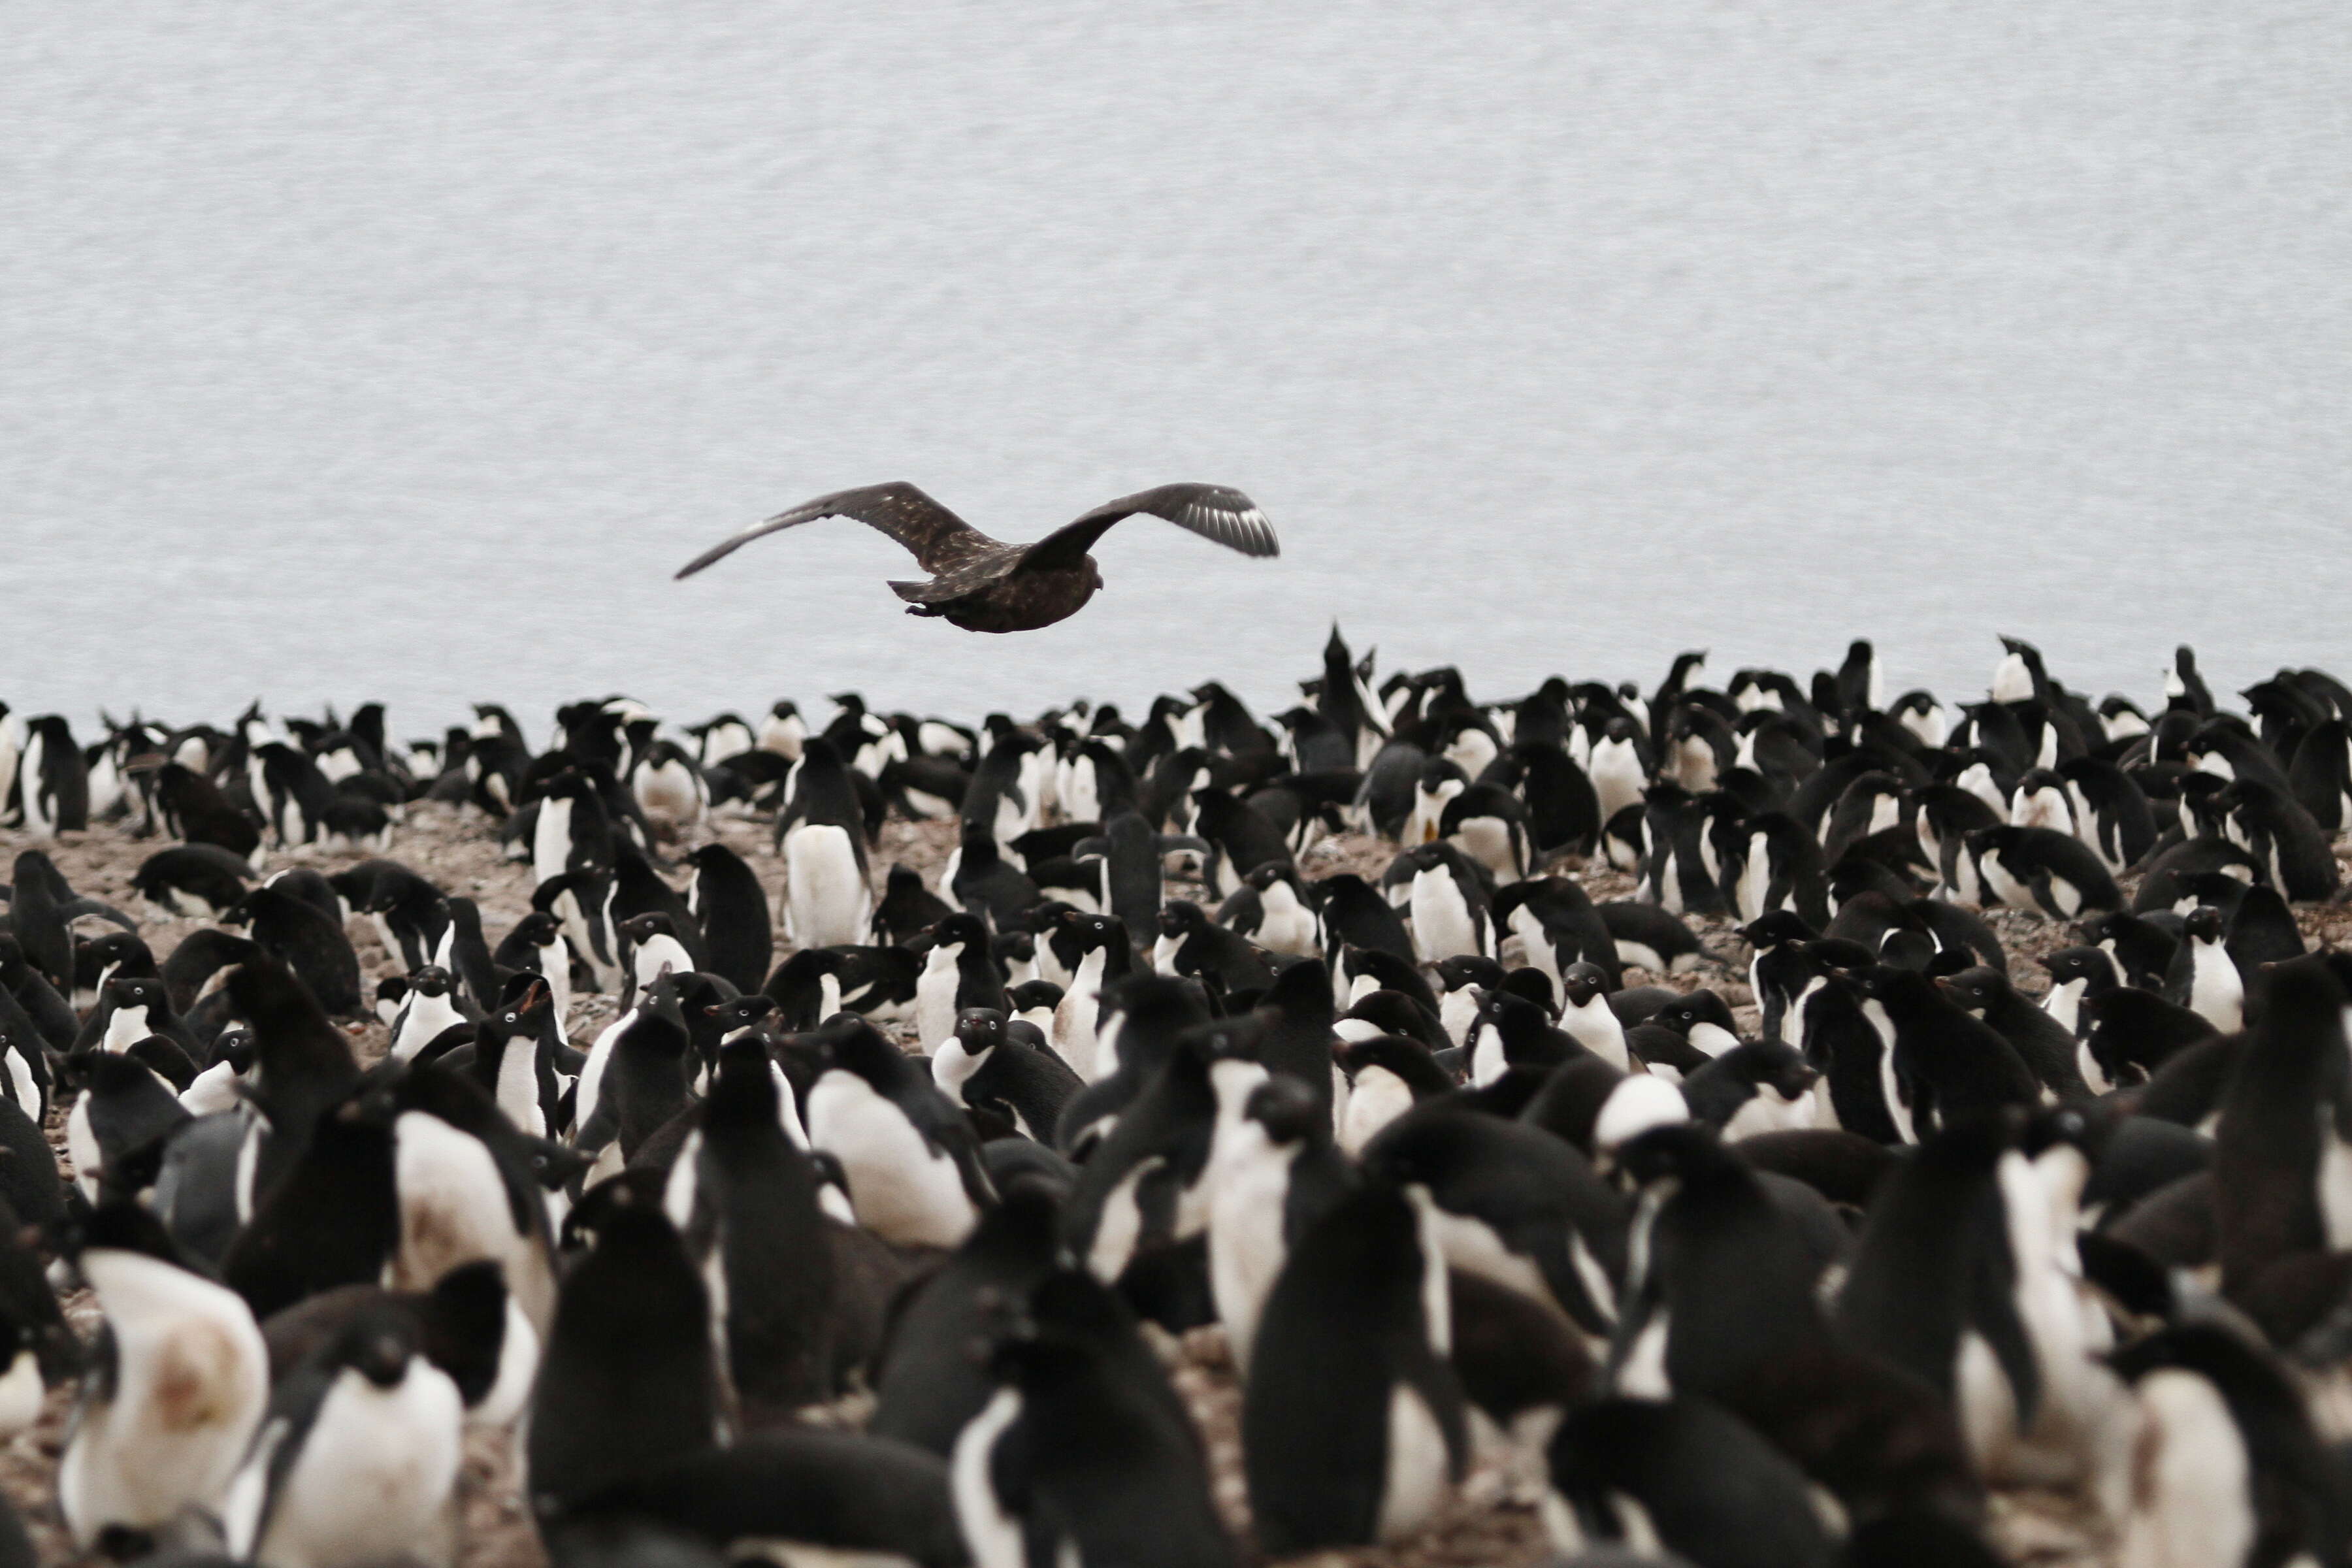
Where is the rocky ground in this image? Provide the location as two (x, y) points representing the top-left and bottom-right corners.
(6, 802), (2352, 1568)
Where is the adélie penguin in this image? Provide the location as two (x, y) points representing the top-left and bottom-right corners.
(871, 1180), (1064, 1456)
(218, 1298), (466, 1568)
(933, 1006), (1083, 1143)
(1207, 1073), (1355, 1378)
(1607, 1123), (1979, 1520)
(1242, 1179), (1466, 1551)
(664, 1039), (868, 1419)
(529, 1178), (721, 1516)
(955, 1267), (1233, 1568)
(803, 1013), (996, 1247)
(58, 1200), (272, 1552)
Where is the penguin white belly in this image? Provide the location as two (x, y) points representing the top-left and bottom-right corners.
(1615, 1311), (1672, 1400)
(630, 932), (697, 996)
(570, 1011), (631, 1143)
(1722, 1085), (1810, 1141)
(1590, 745), (1643, 825)
(1410, 870), (1484, 964)
(532, 795), (575, 886)
(1419, 1205), (1552, 1307)
(466, 1297), (541, 1431)
(494, 1040), (548, 1141)
(1508, 908), (1563, 992)
(1439, 988), (1482, 1048)
(235, 1364), (465, 1568)
(59, 1253), (270, 1545)
(2117, 1371), (2253, 1568)
(785, 825), (871, 951)
(635, 759), (705, 827)
(1562, 1000), (1630, 1071)
(1052, 951), (1105, 1081)
(1686, 1022), (1740, 1059)
(101, 1004), (154, 1053)
(1468, 1028), (1508, 1087)
(950, 1388), (1027, 1568)
(1207, 1133), (1298, 1377)
(1862, 1000), (1917, 1144)
(1375, 1380), (1454, 1541)
(2042, 978), (2085, 1036)
(807, 1072), (975, 1248)
(1085, 1157), (1163, 1282)
(0, 1348), (42, 1437)
(18, 734), (54, 840)
(1255, 884), (1320, 957)
(389, 994), (465, 1064)
(67, 1094), (103, 1201)
(1, 1047), (37, 1122)
(2187, 945), (2244, 1034)
(1340, 1067), (1416, 1155)
(391, 1111), (551, 1331)
(1978, 851), (2032, 913)
(915, 944), (964, 1049)
(1450, 818), (1520, 881)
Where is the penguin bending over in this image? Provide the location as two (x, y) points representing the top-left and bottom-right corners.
(58, 1201), (272, 1551)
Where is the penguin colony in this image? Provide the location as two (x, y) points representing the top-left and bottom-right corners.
(0, 633), (2348, 1568)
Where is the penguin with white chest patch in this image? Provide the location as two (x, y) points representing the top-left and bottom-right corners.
(219, 1297), (465, 1568)
(58, 1200), (272, 1553)
(1242, 1179), (1466, 1551)
(804, 1013), (996, 1247)
(777, 738), (875, 948)
(916, 910), (1010, 1048)
(1208, 1073), (1355, 1377)
(934, 1006), (1083, 1143)
(1392, 842), (1493, 964)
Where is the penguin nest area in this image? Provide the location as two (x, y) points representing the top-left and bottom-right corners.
(5, 637), (2352, 1568)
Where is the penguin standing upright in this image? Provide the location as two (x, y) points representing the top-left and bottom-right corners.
(15, 716), (89, 839)
(59, 1201), (272, 1550)
(1207, 1074), (1354, 1377)
(527, 1181), (720, 1514)
(915, 912), (1010, 1049)
(778, 739), (875, 948)
(683, 841), (773, 995)
(1243, 1180), (1465, 1551)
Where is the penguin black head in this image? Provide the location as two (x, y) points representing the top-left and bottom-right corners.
(928, 911), (991, 952)
(408, 966), (455, 1001)
(1434, 955), (1505, 995)
(510, 910), (562, 946)
(704, 994), (775, 1030)
(1934, 966), (2012, 1015)
(955, 1007), (1009, 1055)
(1837, 963), (1929, 1007)
(1650, 989), (1735, 1036)
(492, 973), (551, 1025)
(334, 1298), (425, 1390)
(2183, 906), (2227, 944)
(1558, 961), (1610, 1009)
(1244, 1075), (1322, 1145)
(103, 974), (165, 1010)
(1245, 860), (1298, 894)
(191, 1026), (250, 1080)
(1612, 1120), (1735, 1190)
(2039, 947), (2112, 987)
(1499, 966), (1557, 1015)
(620, 912), (679, 945)
(1007, 979), (1064, 1013)
(1157, 901), (1210, 940)
(1740, 911), (1820, 951)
